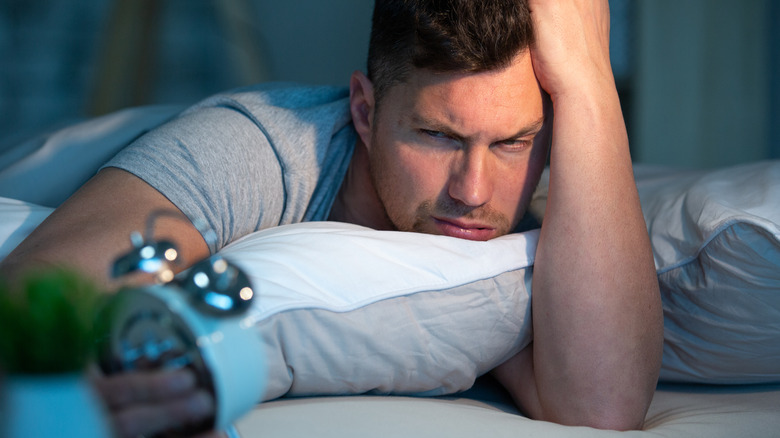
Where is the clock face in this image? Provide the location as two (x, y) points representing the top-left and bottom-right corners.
(116, 306), (195, 370)
(97, 288), (213, 390)
(96, 288), (217, 433)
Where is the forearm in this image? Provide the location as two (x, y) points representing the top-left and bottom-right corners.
(530, 83), (663, 428)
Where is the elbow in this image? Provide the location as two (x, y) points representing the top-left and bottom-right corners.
(575, 410), (646, 431)
(538, 392), (653, 431)
(531, 379), (657, 431)
(536, 406), (647, 432)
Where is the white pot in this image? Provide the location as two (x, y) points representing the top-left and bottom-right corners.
(1, 373), (114, 438)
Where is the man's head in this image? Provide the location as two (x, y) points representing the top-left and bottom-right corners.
(349, 0), (550, 241)
(367, 0), (535, 108)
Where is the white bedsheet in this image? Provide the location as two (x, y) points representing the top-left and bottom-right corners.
(235, 379), (780, 437)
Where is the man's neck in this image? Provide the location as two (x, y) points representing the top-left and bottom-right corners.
(328, 140), (394, 231)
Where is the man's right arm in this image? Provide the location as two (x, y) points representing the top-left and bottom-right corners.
(0, 167), (209, 287)
(492, 0), (662, 430)
(0, 167), (222, 437)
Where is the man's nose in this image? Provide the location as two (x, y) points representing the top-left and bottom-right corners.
(447, 147), (494, 207)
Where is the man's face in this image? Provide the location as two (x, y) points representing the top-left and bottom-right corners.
(364, 51), (550, 241)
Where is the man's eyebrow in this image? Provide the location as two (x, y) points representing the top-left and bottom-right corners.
(509, 116), (546, 139)
(409, 114), (465, 139)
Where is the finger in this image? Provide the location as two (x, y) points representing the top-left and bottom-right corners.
(93, 368), (198, 409)
(111, 389), (215, 438)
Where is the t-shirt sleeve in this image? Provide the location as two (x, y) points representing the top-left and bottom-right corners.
(103, 105), (286, 254)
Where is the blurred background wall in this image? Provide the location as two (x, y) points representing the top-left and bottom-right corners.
(633, 0), (779, 168)
(1, 0), (778, 168)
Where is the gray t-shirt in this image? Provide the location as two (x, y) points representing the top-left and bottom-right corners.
(104, 83), (356, 253)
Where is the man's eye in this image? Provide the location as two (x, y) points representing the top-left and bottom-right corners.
(497, 139), (532, 152)
(421, 129), (449, 139)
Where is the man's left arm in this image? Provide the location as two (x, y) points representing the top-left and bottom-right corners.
(492, 0), (663, 430)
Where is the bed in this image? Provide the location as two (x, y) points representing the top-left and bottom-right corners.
(1, 105), (778, 437)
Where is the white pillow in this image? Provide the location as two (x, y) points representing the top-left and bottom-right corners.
(531, 162), (780, 384)
(0, 197), (52, 261)
(217, 223), (537, 399)
(637, 162), (780, 384)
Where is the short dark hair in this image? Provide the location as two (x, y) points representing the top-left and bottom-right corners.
(367, 0), (535, 105)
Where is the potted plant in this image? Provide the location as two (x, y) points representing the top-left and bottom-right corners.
(0, 267), (113, 438)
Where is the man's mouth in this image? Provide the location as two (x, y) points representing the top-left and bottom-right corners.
(432, 217), (496, 241)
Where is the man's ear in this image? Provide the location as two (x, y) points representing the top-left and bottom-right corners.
(349, 70), (375, 150)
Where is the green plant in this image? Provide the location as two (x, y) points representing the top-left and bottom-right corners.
(0, 268), (105, 374)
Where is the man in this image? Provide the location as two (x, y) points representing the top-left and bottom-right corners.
(0, 0), (663, 435)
